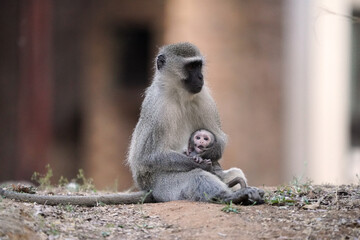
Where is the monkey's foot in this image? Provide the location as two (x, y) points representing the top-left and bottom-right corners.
(228, 187), (265, 205)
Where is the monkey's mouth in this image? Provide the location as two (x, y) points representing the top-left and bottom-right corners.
(189, 85), (203, 94)
(195, 145), (205, 153)
(182, 79), (203, 94)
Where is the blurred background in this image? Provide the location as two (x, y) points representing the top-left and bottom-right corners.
(0, 0), (359, 190)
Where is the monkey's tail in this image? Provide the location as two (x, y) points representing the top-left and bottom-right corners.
(0, 187), (154, 206)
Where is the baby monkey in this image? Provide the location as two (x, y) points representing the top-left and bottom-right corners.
(185, 129), (247, 189)
(185, 129), (213, 165)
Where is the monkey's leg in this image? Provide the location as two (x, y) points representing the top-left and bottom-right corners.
(151, 169), (263, 204)
(227, 177), (244, 188)
(222, 167), (248, 191)
(184, 170), (263, 204)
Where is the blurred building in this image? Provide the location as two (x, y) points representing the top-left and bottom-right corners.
(0, 0), (359, 189)
(284, 0), (360, 184)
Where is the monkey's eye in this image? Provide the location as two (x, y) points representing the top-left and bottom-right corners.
(204, 137), (209, 141)
(196, 136), (201, 140)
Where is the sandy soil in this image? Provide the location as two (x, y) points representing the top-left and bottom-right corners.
(0, 184), (359, 239)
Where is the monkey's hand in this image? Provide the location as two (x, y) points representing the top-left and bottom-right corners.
(192, 156), (213, 172)
(192, 156), (211, 165)
(192, 155), (203, 163)
(203, 159), (212, 165)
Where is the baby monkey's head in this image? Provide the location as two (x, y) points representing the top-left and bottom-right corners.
(189, 129), (215, 154)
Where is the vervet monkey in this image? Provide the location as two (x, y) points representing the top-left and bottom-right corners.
(185, 129), (248, 189)
(0, 42), (263, 205)
(128, 42), (263, 204)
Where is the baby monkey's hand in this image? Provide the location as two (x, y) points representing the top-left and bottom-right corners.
(192, 156), (211, 165)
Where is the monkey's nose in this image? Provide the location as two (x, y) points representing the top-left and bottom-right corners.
(198, 73), (203, 80)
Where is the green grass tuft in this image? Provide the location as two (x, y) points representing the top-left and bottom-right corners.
(221, 201), (241, 214)
(265, 177), (313, 206)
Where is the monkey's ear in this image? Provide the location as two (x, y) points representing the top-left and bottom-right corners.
(157, 54), (166, 70)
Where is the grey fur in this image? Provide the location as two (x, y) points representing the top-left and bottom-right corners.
(128, 42), (264, 204)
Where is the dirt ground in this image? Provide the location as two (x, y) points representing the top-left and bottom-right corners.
(0, 184), (359, 240)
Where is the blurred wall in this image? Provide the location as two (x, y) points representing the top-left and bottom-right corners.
(0, 1), (21, 180)
(0, 0), (53, 180)
(80, 0), (165, 189)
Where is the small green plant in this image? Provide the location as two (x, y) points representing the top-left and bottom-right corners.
(63, 204), (75, 212)
(105, 223), (115, 228)
(31, 166), (96, 193)
(221, 201), (241, 214)
(301, 196), (309, 204)
(101, 231), (110, 237)
(76, 169), (95, 192)
(136, 190), (153, 217)
(58, 175), (69, 187)
(137, 223), (154, 229)
(47, 223), (60, 236)
(97, 201), (106, 207)
(139, 190), (152, 205)
(265, 192), (296, 206)
(265, 177), (313, 206)
(290, 177), (313, 195)
(31, 164), (53, 189)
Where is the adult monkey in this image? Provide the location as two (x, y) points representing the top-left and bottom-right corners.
(0, 42), (263, 205)
(128, 42), (264, 204)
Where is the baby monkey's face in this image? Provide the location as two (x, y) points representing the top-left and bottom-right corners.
(193, 130), (213, 153)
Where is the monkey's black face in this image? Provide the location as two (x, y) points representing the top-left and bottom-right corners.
(183, 61), (204, 94)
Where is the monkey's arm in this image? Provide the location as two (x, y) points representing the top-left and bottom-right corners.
(145, 150), (212, 172)
(0, 188), (154, 206)
(227, 177), (247, 189)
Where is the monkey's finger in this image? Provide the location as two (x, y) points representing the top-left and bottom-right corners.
(196, 156), (205, 163)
